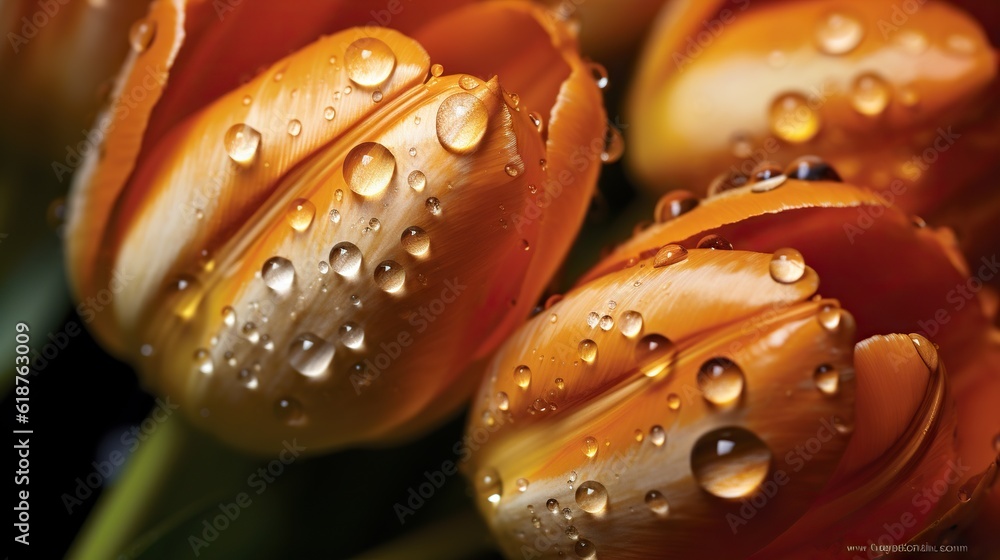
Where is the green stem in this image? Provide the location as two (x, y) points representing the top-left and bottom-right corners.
(354, 512), (495, 560)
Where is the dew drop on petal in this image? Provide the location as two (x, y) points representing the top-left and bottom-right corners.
(653, 244), (688, 268)
(814, 364), (839, 395)
(339, 322), (364, 349)
(578, 340), (597, 363)
(619, 311), (643, 337)
(645, 490), (670, 515)
(129, 18), (156, 52)
(769, 93), (820, 143)
(345, 37), (396, 86)
(575, 539), (596, 558)
(908, 333), (939, 372)
(373, 260), (405, 293)
(514, 365), (532, 388)
(816, 12), (864, 55)
(425, 197), (442, 216)
(691, 427), (772, 499)
(401, 226), (430, 255)
(288, 333), (334, 377)
(407, 170), (426, 192)
(261, 257), (295, 291)
(649, 425), (666, 447)
(286, 198), (315, 231)
(769, 248), (806, 283)
(287, 119), (302, 137)
(851, 73), (890, 116)
(274, 397), (306, 426)
(697, 234), (733, 250)
(575, 481), (608, 513)
(329, 242), (362, 276)
(344, 142), (395, 196)
(697, 357), (745, 405)
(654, 190), (698, 223)
(582, 436), (599, 458)
(476, 468), (503, 505)
(436, 93), (488, 154)
(224, 124), (261, 166)
(635, 334), (675, 377)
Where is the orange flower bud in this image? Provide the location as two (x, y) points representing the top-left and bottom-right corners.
(64, 1), (607, 454)
(465, 166), (999, 556)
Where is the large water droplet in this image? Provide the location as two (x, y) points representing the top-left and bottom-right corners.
(262, 257), (295, 291)
(635, 334), (675, 377)
(649, 425), (666, 447)
(814, 364), (839, 395)
(578, 340), (597, 363)
(582, 436), (599, 458)
(436, 93), (488, 154)
(851, 73), (890, 116)
(697, 357), (745, 405)
(908, 333), (939, 372)
(598, 315), (614, 331)
(330, 242), (362, 276)
(697, 234), (733, 250)
(575, 539), (596, 558)
(546, 498), (560, 513)
(224, 123), (261, 166)
(401, 226), (430, 255)
(601, 125), (624, 163)
(476, 468), (503, 505)
(785, 156), (842, 181)
(287, 119), (302, 137)
(653, 244), (688, 268)
(324, 106), (336, 121)
(221, 306), (237, 328)
(818, 305), (842, 331)
(344, 142), (396, 196)
(645, 490), (670, 515)
(770, 93), (820, 143)
(458, 74), (480, 90)
(288, 333), (334, 377)
(619, 311), (643, 337)
(286, 198), (315, 231)
(374, 260), (405, 293)
(816, 12), (864, 55)
(514, 365), (532, 388)
(654, 191), (698, 223)
(691, 427), (772, 499)
(575, 481), (608, 513)
(425, 197), (442, 216)
(339, 322), (364, 349)
(770, 248), (806, 283)
(407, 170), (426, 192)
(345, 37), (396, 86)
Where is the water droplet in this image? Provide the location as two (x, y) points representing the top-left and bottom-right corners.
(436, 93), (488, 154)
(785, 155), (842, 181)
(323, 106), (336, 121)
(697, 234), (733, 250)
(372, 90), (384, 103)
(458, 74), (480, 90)
(274, 397), (305, 426)
(546, 498), (559, 512)
(582, 436), (599, 458)
(654, 190), (698, 222)
(575, 539), (596, 558)
(814, 364), (839, 395)
(750, 162), (784, 182)
(894, 30), (928, 55)
(586, 312), (600, 328)
(504, 163), (521, 177)
(335, 189), (344, 202)
(816, 12), (864, 55)
(750, 174), (787, 193)
(288, 333), (334, 377)
(129, 18), (156, 52)
(947, 34), (976, 55)
(708, 170), (749, 196)
(317, 261), (330, 274)
(496, 391), (510, 411)
(339, 322), (364, 349)
(262, 256), (295, 291)
(589, 62), (608, 89)
(237, 368), (258, 389)
(818, 305), (842, 331)
(194, 348), (214, 374)
(329, 209), (341, 224)
(649, 425), (666, 447)
(698, 357), (745, 405)
(374, 260), (405, 293)
(565, 525), (580, 540)
(908, 333), (939, 372)
(667, 393), (681, 410)
(691, 427), (772, 498)
(430, 63), (444, 77)
(619, 311), (643, 337)
(578, 340), (597, 363)
(368, 217), (381, 232)
(598, 315), (614, 331)
(770, 93), (820, 143)
(344, 142), (396, 196)
(528, 111), (543, 132)
(287, 119), (302, 137)
(286, 198), (315, 231)
(562, 506), (573, 520)
(241, 95), (252, 106)
(833, 416), (854, 434)
(635, 334), (675, 378)
(575, 481), (608, 513)
(516, 478), (529, 492)
(345, 37), (396, 86)
(645, 490), (670, 515)
(329, 242), (362, 276)
(224, 123), (262, 166)
(407, 170), (426, 191)
(653, 244), (688, 268)
(514, 365), (532, 388)
(221, 306), (237, 328)
(770, 248), (806, 283)
(396, 226), (431, 256)
(476, 468), (503, 505)
(601, 125), (624, 163)
(425, 197), (442, 215)
(851, 73), (890, 116)
(242, 322), (260, 344)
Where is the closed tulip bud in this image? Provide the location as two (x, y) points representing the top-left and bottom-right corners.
(64, 1), (607, 454)
(465, 162), (999, 557)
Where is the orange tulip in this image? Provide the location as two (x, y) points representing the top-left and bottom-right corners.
(64, 0), (609, 454)
(464, 163), (999, 557)
(626, 0), (1000, 272)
